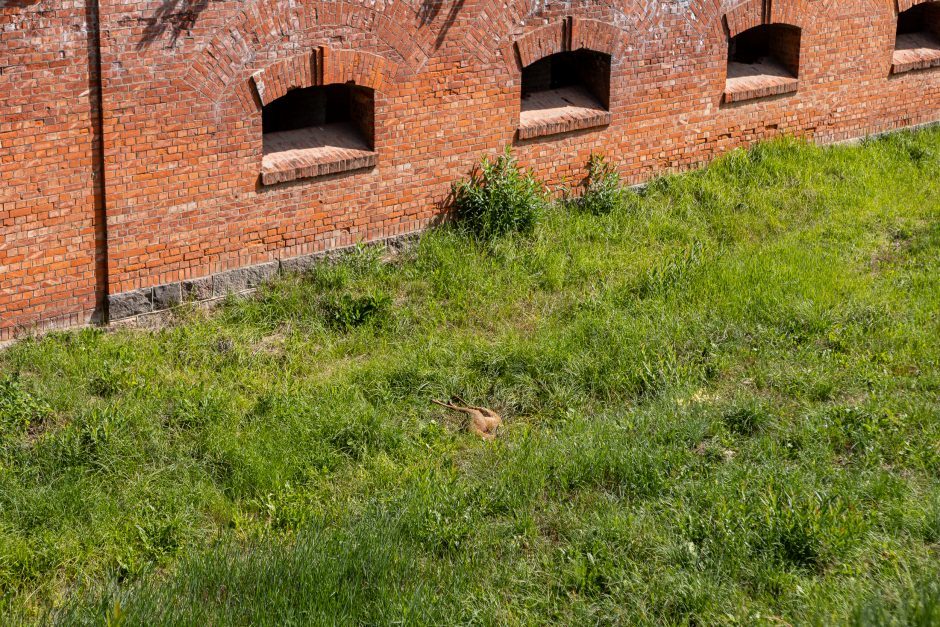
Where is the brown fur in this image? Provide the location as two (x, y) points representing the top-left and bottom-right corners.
(432, 398), (502, 440)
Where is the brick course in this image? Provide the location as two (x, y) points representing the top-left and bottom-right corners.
(2, 0), (940, 337)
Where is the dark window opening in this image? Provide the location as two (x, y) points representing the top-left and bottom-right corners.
(897, 3), (940, 35)
(521, 49), (611, 109)
(260, 83), (376, 185)
(724, 24), (801, 103)
(518, 50), (612, 140)
(728, 24), (801, 77)
(262, 83), (374, 147)
(893, 3), (940, 74)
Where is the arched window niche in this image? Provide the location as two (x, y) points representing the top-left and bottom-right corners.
(724, 24), (801, 104)
(892, 2), (940, 74)
(518, 49), (612, 140)
(260, 82), (376, 185)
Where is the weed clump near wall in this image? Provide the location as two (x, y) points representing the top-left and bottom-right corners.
(572, 153), (624, 215)
(451, 149), (545, 239)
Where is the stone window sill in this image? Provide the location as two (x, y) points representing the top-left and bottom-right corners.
(261, 122), (376, 186)
(724, 59), (798, 104)
(892, 32), (940, 75)
(518, 85), (610, 140)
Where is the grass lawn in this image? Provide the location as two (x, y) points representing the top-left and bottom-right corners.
(2, 132), (940, 625)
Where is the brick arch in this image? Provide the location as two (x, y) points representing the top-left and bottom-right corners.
(898, 0), (937, 11)
(469, 0), (657, 64)
(897, 0), (936, 13)
(685, 0), (842, 51)
(249, 48), (393, 109)
(509, 17), (625, 73)
(721, 0), (809, 37)
(183, 0), (430, 104)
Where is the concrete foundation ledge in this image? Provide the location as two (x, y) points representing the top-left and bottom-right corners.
(107, 232), (420, 323)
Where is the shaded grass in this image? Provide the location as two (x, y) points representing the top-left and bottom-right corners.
(1, 131), (939, 624)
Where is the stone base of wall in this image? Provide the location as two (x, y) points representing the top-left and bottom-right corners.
(106, 231), (421, 327)
(0, 309), (100, 348)
(826, 119), (940, 146)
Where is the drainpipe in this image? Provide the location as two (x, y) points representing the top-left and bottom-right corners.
(86, 0), (110, 322)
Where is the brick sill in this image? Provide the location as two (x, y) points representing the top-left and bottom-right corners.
(261, 123), (376, 186)
(723, 59), (798, 104)
(891, 32), (940, 75)
(518, 85), (610, 140)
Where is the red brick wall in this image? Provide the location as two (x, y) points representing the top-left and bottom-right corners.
(0, 0), (103, 341)
(3, 0), (940, 335)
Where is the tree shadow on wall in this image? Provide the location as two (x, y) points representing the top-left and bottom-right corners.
(138, 0), (210, 50)
(418, 0), (466, 50)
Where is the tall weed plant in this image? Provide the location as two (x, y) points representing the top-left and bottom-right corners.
(573, 153), (624, 215)
(452, 148), (545, 239)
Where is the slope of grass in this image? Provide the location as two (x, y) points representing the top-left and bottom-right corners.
(2, 132), (940, 624)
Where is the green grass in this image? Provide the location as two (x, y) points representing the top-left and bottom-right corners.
(2, 131), (940, 625)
